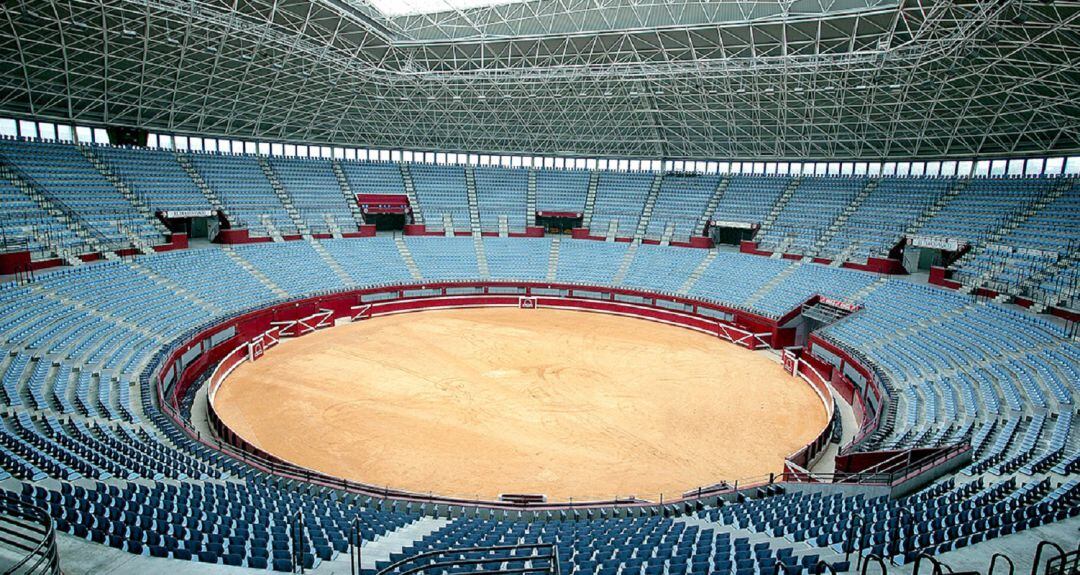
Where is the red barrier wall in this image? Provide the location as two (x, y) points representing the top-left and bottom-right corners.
(217, 228), (273, 244)
(0, 250), (31, 275)
(740, 241), (904, 274)
(805, 334), (887, 453)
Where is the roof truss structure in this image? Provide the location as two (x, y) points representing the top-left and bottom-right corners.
(1, 0), (1077, 160)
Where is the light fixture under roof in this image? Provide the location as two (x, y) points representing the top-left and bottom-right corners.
(366, 0), (520, 17)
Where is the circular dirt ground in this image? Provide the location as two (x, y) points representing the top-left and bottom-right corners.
(212, 307), (826, 502)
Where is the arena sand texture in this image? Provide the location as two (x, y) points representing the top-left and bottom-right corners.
(213, 308), (826, 502)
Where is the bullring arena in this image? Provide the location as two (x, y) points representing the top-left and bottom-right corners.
(213, 308), (826, 501)
(2, 0), (1080, 573)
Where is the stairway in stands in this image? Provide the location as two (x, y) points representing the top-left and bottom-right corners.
(464, 166), (482, 235)
(473, 234), (491, 279)
(546, 237), (562, 280)
(903, 177), (968, 239)
(394, 236), (424, 280)
(633, 174), (663, 241)
(356, 517), (454, 571)
(581, 171), (600, 229)
(126, 260), (223, 315)
(755, 177), (802, 241)
(697, 175), (731, 237)
(526, 169), (538, 227)
(330, 159), (366, 231)
(222, 247), (289, 297)
(79, 145), (169, 253)
(309, 240), (355, 286)
(399, 164), (423, 227)
(257, 156), (309, 239)
(677, 250), (718, 294)
(953, 178), (1073, 296)
(0, 164), (104, 265)
(807, 178), (878, 260)
(175, 153), (227, 218)
(611, 242), (640, 285)
(743, 262), (803, 308)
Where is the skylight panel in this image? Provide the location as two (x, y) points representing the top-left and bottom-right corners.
(367, 0), (521, 17)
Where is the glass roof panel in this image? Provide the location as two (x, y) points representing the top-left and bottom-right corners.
(367, 0), (521, 17)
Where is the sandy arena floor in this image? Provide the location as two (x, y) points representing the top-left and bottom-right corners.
(213, 308), (826, 502)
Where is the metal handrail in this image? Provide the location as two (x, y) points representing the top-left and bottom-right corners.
(861, 555), (888, 575)
(0, 149), (113, 248)
(989, 553), (1015, 575)
(1031, 541), (1066, 575)
(0, 493), (62, 575)
(912, 553), (951, 575)
(815, 560), (840, 575)
(374, 543), (557, 575)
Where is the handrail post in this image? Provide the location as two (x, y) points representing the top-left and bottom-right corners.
(913, 553), (948, 575)
(1031, 541), (1065, 575)
(815, 560), (839, 575)
(860, 554), (887, 575)
(989, 553), (1015, 575)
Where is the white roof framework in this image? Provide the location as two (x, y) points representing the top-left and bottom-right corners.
(0, 0), (1077, 160)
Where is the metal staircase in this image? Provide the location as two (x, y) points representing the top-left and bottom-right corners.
(393, 235), (424, 280)
(677, 250), (718, 294)
(633, 174), (663, 241)
(808, 177), (878, 259)
(581, 171), (600, 229)
(330, 159), (366, 230)
(526, 169), (538, 226)
(546, 237), (561, 281)
(398, 164), (422, 226)
(256, 156), (309, 238)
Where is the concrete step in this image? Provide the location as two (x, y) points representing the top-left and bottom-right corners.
(360, 517), (455, 570)
(222, 248), (289, 298)
(546, 237), (561, 281)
